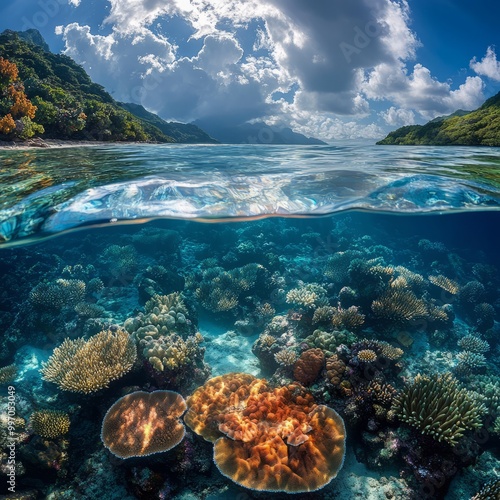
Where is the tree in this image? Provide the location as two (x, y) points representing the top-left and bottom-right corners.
(0, 56), (43, 138)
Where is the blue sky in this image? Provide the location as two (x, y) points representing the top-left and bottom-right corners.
(1, 0), (500, 140)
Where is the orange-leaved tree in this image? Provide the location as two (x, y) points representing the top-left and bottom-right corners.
(0, 57), (43, 138)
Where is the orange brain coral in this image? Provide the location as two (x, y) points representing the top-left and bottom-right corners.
(101, 390), (187, 458)
(185, 374), (346, 493)
(293, 348), (325, 385)
(184, 372), (266, 442)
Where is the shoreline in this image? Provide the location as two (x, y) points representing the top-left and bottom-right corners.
(0, 137), (162, 150)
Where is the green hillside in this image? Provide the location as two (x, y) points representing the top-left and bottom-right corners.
(377, 93), (500, 146)
(0, 30), (213, 143)
(118, 102), (217, 143)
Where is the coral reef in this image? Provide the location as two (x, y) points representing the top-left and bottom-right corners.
(0, 363), (17, 384)
(185, 373), (346, 493)
(293, 348), (325, 385)
(30, 410), (70, 439)
(471, 479), (500, 500)
(394, 373), (486, 445)
(372, 289), (428, 325)
(286, 283), (328, 309)
(41, 328), (137, 393)
(101, 390), (187, 458)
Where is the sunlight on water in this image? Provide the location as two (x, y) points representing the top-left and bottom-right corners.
(1, 143), (500, 246)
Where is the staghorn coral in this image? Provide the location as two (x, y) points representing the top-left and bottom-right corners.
(293, 348), (325, 385)
(74, 302), (106, 318)
(185, 374), (346, 493)
(474, 302), (495, 332)
(338, 286), (358, 308)
(41, 329), (137, 394)
(195, 263), (265, 313)
(0, 363), (17, 385)
(371, 289), (428, 325)
(326, 355), (346, 386)
(391, 266), (426, 293)
(331, 305), (365, 332)
(458, 335), (490, 354)
(286, 283), (328, 310)
(471, 479), (500, 500)
(29, 279), (86, 310)
(124, 292), (191, 341)
(101, 390), (186, 458)
(429, 275), (460, 295)
(30, 410), (70, 439)
(394, 373), (486, 445)
(456, 351), (487, 372)
(312, 306), (336, 325)
(274, 349), (298, 367)
(324, 251), (360, 283)
(100, 244), (138, 281)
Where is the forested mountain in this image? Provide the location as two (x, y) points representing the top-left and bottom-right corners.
(0, 30), (215, 143)
(377, 93), (500, 146)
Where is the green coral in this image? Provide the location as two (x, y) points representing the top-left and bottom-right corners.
(394, 373), (486, 446)
(304, 329), (357, 355)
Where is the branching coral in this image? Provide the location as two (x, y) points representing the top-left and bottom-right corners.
(331, 305), (365, 331)
(195, 263), (265, 312)
(29, 279), (86, 310)
(184, 373), (346, 493)
(101, 390), (186, 458)
(286, 283), (328, 310)
(371, 289), (428, 325)
(274, 349), (298, 367)
(428, 275), (460, 295)
(0, 364), (17, 385)
(458, 335), (490, 354)
(394, 373), (486, 445)
(471, 479), (500, 500)
(30, 410), (70, 438)
(41, 329), (137, 394)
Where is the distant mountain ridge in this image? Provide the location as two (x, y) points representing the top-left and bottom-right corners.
(193, 119), (327, 145)
(377, 92), (500, 146)
(0, 29), (215, 143)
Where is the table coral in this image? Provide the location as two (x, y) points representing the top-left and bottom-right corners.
(184, 373), (346, 493)
(101, 390), (187, 458)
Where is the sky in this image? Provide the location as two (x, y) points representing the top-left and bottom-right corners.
(1, 0), (500, 141)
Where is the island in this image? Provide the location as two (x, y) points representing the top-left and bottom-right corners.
(377, 91), (500, 146)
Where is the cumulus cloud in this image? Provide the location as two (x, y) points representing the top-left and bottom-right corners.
(55, 0), (489, 140)
(470, 46), (500, 82)
(379, 106), (415, 126)
(364, 63), (484, 120)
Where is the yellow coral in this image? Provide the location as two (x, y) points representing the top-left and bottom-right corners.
(41, 329), (137, 394)
(30, 410), (70, 438)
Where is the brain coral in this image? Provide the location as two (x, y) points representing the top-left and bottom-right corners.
(101, 390), (187, 458)
(293, 348), (325, 385)
(184, 373), (346, 493)
(41, 329), (137, 394)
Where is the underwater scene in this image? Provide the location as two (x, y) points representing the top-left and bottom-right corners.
(1, 143), (500, 500)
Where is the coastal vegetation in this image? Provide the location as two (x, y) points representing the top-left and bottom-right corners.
(377, 92), (500, 146)
(0, 30), (214, 143)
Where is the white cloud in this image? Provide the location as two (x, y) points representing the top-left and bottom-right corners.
(68, 0), (81, 6)
(364, 63), (484, 120)
(379, 106), (415, 126)
(470, 46), (500, 82)
(55, 0), (488, 139)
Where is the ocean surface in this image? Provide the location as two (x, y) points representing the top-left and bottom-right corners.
(0, 143), (500, 500)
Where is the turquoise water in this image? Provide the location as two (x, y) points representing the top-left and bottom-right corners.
(1, 144), (500, 499)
